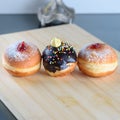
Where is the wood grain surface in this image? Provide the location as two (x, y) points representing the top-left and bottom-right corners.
(0, 24), (120, 120)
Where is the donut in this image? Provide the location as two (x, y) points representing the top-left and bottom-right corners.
(42, 38), (77, 76)
(2, 41), (41, 76)
(78, 43), (118, 77)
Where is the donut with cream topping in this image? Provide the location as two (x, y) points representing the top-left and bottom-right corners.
(78, 43), (118, 77)
(2, 41), (41, 76)
(42, 38), (77, 76)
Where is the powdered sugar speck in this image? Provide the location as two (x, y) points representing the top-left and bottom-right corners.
(6, 41), (38, 61)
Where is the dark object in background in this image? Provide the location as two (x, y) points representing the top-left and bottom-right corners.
(0, 100), (17, 120)
(38, 20), (67, 28)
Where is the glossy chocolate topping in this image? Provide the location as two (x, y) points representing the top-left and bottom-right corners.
(42, 42), (77, 72)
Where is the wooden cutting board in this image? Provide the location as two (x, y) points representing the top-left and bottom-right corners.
(0, 24), (120, 120)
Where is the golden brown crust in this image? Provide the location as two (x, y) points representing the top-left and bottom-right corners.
(4, 42), (41, 68)
(2, 41), (41, 76)
(78, 61), (117, 77)
(4, 49), (41, 68)
(45, 62), (77, 77)
(4, 67), (40, 77)
(78, 43), (117, 64)
(78, 43), (118, 77)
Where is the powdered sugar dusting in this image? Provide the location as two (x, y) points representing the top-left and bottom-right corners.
(6, 41), (38, 61)
(79, 43), (111, 63)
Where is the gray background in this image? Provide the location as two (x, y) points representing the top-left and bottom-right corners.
(0, 14), (119, 51)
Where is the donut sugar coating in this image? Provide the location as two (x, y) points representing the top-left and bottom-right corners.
(2, 41), (41, 77)
(78, 43), (118, 77)
(42, 38), (77, 76)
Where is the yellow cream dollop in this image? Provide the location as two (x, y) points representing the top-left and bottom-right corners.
(51, 37), (61, 47)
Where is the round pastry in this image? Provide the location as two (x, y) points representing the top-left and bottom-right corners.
(78, 43), (118, 77)
(42, 38), (77, 76)
(2, 41), (41, 76)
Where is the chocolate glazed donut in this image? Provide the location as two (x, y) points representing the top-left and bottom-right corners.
(42, 38), (77, 76)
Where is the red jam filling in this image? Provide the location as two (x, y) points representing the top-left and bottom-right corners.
(90, 43), (101, 49)
(17, 41), (26, 52)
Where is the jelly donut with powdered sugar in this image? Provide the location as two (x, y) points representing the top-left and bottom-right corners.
(78, 43), (118, 77)
(2, 41), (41, 76)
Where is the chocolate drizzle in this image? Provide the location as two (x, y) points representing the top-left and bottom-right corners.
(42, 42), (77, 72)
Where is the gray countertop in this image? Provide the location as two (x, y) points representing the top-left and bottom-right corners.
(0, 14), (120, 120)
(0, 14), (120, 51)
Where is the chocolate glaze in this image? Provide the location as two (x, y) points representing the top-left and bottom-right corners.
(42, 42), (77, 72)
